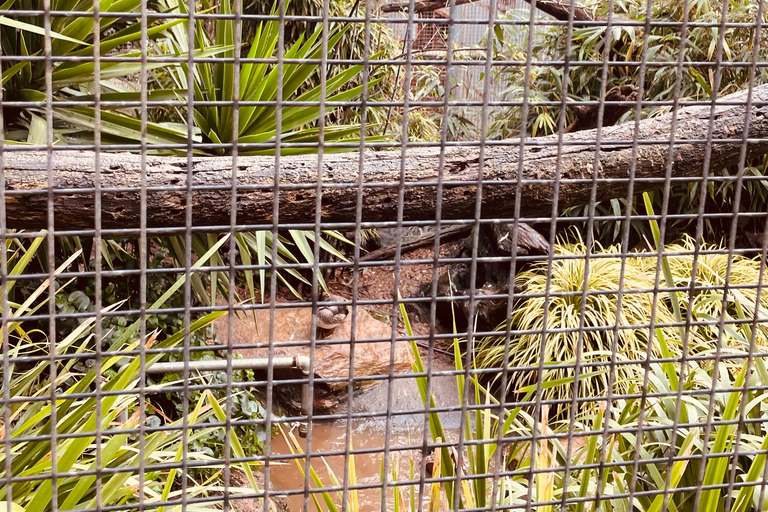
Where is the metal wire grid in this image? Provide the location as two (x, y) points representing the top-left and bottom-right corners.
(1, 0), (767, 511)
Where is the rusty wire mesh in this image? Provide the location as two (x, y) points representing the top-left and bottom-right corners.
(1, 0), (768, 511)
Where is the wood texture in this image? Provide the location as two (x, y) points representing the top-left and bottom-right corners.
(523, 0), (596, 21)
(381, 0), (471, 13)
(381, 0), (597, 21)
(3, 84), (768, 230)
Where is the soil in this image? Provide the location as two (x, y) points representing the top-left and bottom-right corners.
(323, 241), (463, 342)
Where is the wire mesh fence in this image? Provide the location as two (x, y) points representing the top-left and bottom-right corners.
(1, 0), (768, 511)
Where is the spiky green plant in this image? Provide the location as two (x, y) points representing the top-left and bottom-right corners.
(0, 0), (223, 145)
(0, 235), (268, 512)
(155, 0), (382, 155)
(495, 340), (768, 512)
(271, 294), (768, 512)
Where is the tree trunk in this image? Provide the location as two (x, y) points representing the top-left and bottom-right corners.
(3, 84), (767, 231)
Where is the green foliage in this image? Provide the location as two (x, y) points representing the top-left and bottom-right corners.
(165, 228), (351, 306)
(401, 64), (477, 142)
(0, 0), (214, 145)
(278, 283), (768, 512)
(489, 0), (768, 245)
(494, 352), (768, 512)
(0, 236), (266, 512)
(490, 0), (767, 139)
(153, 0), (382, 155)
(475, 234), (768, 417)
(157, 354), (269, 465)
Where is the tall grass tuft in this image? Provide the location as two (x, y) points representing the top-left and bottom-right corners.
(476, 234), (768, 418)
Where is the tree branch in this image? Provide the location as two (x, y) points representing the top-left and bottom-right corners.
(381, 0), (472, 14)
(3, 84), (767, 230)
(381, 0), (599, 21)
(523, 0), (597, 22)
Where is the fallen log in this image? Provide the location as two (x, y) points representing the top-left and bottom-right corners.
(2, 84), (767, 230)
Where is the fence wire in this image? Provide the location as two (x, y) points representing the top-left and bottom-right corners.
(1, 0), (768, 512)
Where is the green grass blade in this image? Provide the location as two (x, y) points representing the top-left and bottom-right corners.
(700, 365), (748, 512)
(642, 192), (684, 334)
(0, 16), (86, 44)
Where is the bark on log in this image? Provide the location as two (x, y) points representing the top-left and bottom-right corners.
(380, 0), (472, 13)
(3, 84), (768, 230)
(522, 0), (596, 22)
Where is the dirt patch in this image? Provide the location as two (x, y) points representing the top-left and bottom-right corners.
(326, 241), (462, 340)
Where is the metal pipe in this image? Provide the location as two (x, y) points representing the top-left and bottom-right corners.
(146, 355), (310, 374)
(147, 355), (312, 436)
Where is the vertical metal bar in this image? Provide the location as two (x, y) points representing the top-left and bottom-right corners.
(722, 9), (768, 508)
(692, 2), (763, 510)
(595, 0), (656, 506)
(623, 0), (671, 506)
(224, 1), (244, 511)
(523, 0), (581, 507)
(489, 0), (539, 509)
(380, 0), (417, 506)
(452, 0), (497, 507)
(303, 0), (332, 505)
(181, 0), (197, 509)
(137, 0), (150, 508)
(646, 3), (694, 511)
(419, 0), (462, 505)
(43, 2), (59, 511)
(683, 0), (747, 506)
(0, 17), (11, 512)
(262, 0), (287, 509)
(341, 1), (372, 510)
(559, 1), (616, 508)
(724, 96), (768, 512)
(91, 2), (104, 511)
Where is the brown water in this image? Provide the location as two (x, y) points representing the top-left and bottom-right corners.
(269, 419), (439, 512)
(269, 359), (464, 512)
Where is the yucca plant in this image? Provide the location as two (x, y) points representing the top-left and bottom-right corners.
(155, 0), (381, 155)
(0, 0), (225, 145)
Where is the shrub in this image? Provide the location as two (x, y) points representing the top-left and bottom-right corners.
(153, 0), (382, 155)
(475, 235), (768, 418)
(0, 239), (264, 512)
(0, 0), (211, 145)
(498, 350), (768, 512)
(488, 0), (768, 246)
(664, 235), (768, 347)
